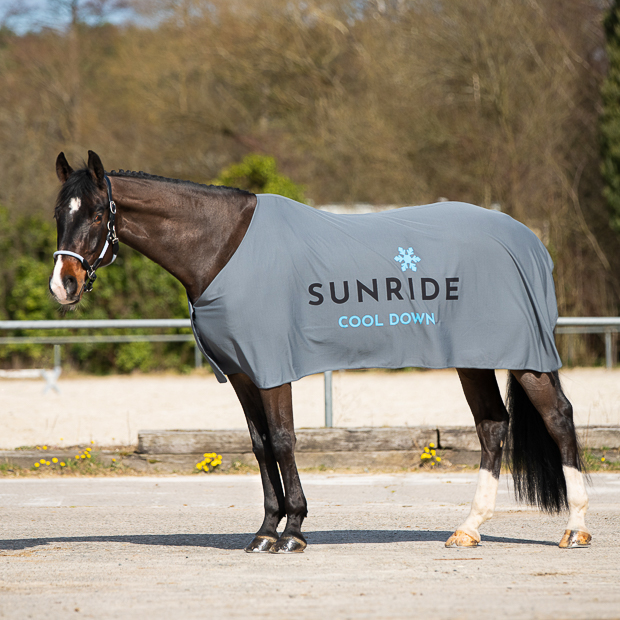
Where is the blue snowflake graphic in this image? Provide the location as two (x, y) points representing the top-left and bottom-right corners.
(394, 247), (421, 272)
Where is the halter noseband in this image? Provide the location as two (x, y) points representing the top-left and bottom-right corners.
(53, 174), (119, 293)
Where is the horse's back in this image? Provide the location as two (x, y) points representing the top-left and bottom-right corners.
(192, 195), (561, 388)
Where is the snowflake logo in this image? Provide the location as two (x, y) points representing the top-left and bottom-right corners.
(394, 247), (421, 272)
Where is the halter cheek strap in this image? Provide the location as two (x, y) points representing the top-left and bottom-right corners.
(53, 174), (120, 293)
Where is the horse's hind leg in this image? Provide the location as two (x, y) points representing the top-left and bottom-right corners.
(229, 373), (286, 552)
(512, 370), (590, 548)
(446, 369), (509, 548)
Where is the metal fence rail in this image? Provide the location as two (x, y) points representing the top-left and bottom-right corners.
(555, 317), (620, 370)
(0, 317), (618, 426)
(0, 318), (202, 370)
(1, 316), (617, 364)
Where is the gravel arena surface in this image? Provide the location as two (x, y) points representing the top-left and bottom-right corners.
(0, 473), (619, 619)
(1, 367), (619, 448)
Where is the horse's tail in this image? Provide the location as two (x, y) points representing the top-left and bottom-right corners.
(505, 372), (569, 513)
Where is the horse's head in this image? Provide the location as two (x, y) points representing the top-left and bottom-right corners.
(50, 150), (118, 305)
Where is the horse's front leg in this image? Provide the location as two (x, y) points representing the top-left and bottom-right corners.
(446, 369), (509, 547)
(229, 374), (286, 553)
(259, 382), (308, 553)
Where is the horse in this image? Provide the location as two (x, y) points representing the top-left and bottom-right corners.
(49, 150), (591, 553)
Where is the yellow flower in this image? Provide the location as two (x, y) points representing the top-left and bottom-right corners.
(75, 455), (80, 459)
(90, 440), (95, 444)
(45, 461), (51, 466)
(86, 454), (91, 458)
(429, 443), (435, 448)
(436, 457), (442, 462)
(81, 454), (86, 459)
(52, 458), (58, 463)
(40, 459), (46, 464)
(43, 446), (48, 450)
(196, 463), (202, 469)
(431, 450), (436, 456)
(112, 458), (116, 462)
(60, 462), (66, 467)
(430, 461), (436, 466)
(424, 447), (430, 453)
(34, 463), (40, 468)
(601, 457), (606, 462)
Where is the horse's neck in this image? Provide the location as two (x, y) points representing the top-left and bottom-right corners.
(109, 176), (257, 302)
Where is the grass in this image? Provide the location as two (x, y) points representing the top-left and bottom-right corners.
(0, 441), (618, 477)
(582, 449), (620, 471)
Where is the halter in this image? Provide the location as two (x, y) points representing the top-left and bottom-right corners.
(53, 175), (120, 293)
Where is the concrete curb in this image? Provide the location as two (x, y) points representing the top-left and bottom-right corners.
(133, 426), (620, 470)
(1, 427), (617, 471)
(137, 426), (620, 454)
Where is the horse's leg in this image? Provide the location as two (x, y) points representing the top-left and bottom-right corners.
(229, 373), (286, 553)
(511, 370), (590, 548)
(259, 382), (308, 553)
(446, 369), (509, 547)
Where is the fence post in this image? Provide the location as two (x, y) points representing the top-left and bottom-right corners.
(324, 370), (333, 427)
(605, 329), (613, 369)
(53, 344), (61, 372)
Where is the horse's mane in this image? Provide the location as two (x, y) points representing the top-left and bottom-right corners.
(55, 166), (253, 218)
(107, 169), (253, 197)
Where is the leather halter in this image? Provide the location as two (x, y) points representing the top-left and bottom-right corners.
(53, 175), (119, 293)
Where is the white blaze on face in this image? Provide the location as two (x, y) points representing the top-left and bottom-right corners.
(69, 196), (81, 215)
(50, 256), (69, 303)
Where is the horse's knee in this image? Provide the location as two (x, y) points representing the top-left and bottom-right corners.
(247, 427), (271, 463)
(269, 429), (296, 462)
(250, 438), (266, 462)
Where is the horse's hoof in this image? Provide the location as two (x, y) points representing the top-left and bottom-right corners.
(445, 530), (480, 548)
(269, 535), (307, 554)
(245, 535), (277, 553)
(559, 530), (591, 549)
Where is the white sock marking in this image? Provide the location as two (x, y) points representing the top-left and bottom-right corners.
(563, 465), (589, 532)
(457, 469), (499, 541)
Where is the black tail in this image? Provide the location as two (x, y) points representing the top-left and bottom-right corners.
(505, 372), (569, 513)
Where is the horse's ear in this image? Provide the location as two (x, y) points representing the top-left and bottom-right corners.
(87, 150), (105, 187)
(56, 152), (73, 183)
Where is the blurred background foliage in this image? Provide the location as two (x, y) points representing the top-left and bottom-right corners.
(0, 0), (619, 370)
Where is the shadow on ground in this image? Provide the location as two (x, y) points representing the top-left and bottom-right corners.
(0, 530), (557, 552)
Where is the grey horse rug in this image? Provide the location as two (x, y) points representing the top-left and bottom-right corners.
(189, 194), (562, 389)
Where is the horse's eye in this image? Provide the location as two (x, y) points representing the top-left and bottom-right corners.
(93, 214), (102, 224)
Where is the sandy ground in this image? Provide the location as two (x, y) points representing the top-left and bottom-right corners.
(0, 368), (618, 449)
(0, 473), (619, 619)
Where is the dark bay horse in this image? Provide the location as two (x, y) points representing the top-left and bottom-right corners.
(49, 151), (590, 552)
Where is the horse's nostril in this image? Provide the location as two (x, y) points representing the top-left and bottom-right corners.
(63, 275), (78, 296)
